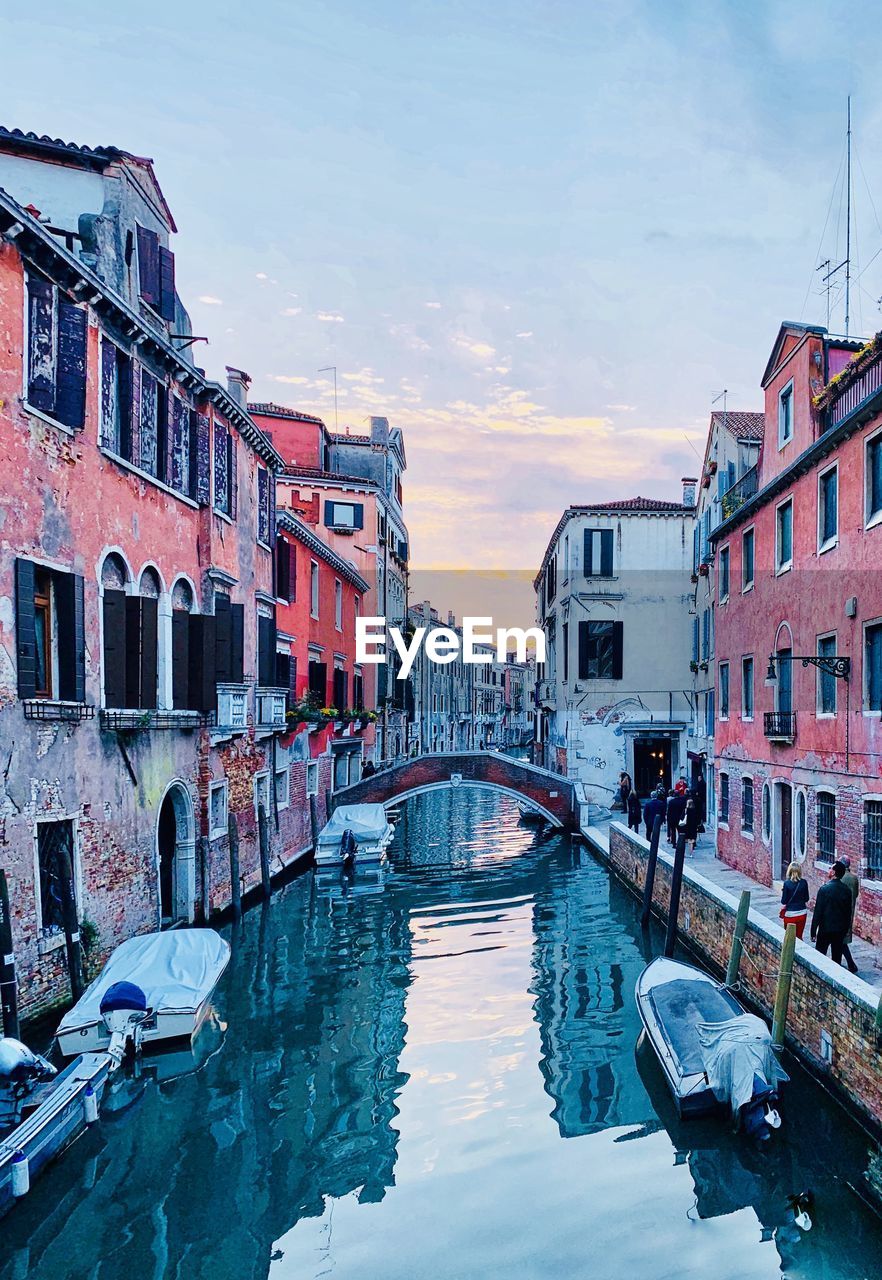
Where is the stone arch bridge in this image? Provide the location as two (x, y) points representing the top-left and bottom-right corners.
(333, 752), (577, 829)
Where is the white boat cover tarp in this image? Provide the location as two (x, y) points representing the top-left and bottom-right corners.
(697, 1013), (787, 1115)
(318, 805), (391, 848)
(57, 929), (230, 1032)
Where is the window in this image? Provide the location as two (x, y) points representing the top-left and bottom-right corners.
(275, 764), (290, 811)
(25, 272), (87, 429)
(308, 657), (327, 703)
(866, 431), (882, 525)
(778, 380), (794, 447)
(353, 668), (364, 710)
(705, 688), (715, 737)
(817, 791), (836, 861)
(817, 634), (837, 715)
(818, 465), (838, 549)
(776, 645), (793, 714)
(701, 609), (710, 661)
(136, 224), (176, 320)
(14, 559), (86, 705)
(795, 789), (807, 859)
(866, 622), (882, 712)
(741, 656), (754, 720)
(719, 663), (729, 719)
(257, 467), (273, 546)
(310, 561), (320, 619)
(257, 612), (278, 688)
(692, 616), (699, 664)
(776, 499), (793, 572)
(864, 799), (882, 878)
(562, 621), (569, 683)
(306, 761), (319, 797)
(742, 777), (754, 833)
(37, 819), (76, 937)
(209, 782), (228, 838)
(584, 528), (614, 577)
(335, 579), (343, 631)
(577, 620), (623, 680)
(254, 771), (270, 816)
(742, 528), (755, 591)
(718, 546), (730, 600)
(213, 421), (237, 517)
(99, 338), (134, 459)
(719, 773), (729, 825)
(333, 666), (348, 711)
(324, 500), (364, 530)
(276, 535), (293, 602)
(545, 558), (556, 605)
(762, 783), (771, 841)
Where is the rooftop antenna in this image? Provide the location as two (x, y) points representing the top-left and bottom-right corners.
(712, 388), (728, 438)
(318, 365), (338, 434)
(845, 95), (852, 336)
(816, 258), (832, 329)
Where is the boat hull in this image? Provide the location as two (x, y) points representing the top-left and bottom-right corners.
(56, 998), (214, 1058)
(0, 1052), (110, 1217)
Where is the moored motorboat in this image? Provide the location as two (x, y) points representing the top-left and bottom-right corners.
(0, 1039), (110, 1217)
(315, 804), (395, 866)
(56, 928), (230, 1062)
(636, 956), (787, 1139)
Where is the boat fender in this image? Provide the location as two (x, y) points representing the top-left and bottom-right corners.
(83, 1084), (98, 1125)
(764, 1106), (781, 1129)
(11, 1151), (29, 1197)
(795, 1210), (812, 1232)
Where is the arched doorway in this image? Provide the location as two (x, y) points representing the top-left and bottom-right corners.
(156, 782), (196, 927)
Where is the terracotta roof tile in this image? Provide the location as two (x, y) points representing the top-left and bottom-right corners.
(248, 402), (326, 426)
(710, 410), (764, 442)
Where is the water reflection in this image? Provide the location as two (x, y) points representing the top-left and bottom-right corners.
(3, 789), (881, 1280)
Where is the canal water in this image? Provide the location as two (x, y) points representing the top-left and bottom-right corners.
(6, 790), (882, 1279)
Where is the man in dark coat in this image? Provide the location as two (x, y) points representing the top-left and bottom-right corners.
(665, 789), (686, 846)
(810, 862), (854, 965)
(643, 788), (667, 841)
(839, 855), (860, 974)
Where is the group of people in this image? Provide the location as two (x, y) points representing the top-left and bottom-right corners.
(781, 857), (861, 974)
(618, 771), (706, 855)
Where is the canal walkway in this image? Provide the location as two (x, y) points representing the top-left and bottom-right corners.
(582, 817), (882, 991)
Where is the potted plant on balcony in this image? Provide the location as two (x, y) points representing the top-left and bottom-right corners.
(689, 660), (699, 674)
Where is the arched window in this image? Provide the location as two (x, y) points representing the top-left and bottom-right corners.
(139, 566), (162, 598)
(100, 551), (129, 590)
(171, 578), (194, 612)
(102, 556), (159, 710)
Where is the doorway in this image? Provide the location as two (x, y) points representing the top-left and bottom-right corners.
(633, 738), (672, 797)
(774, 781), (793, 879)
(156, 782), (196, 927)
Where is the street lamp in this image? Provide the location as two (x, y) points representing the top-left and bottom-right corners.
(764, 653), (851, 686)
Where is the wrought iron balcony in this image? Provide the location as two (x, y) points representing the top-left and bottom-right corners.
(23, 700), (95, 723)
(825, 354), (882, 431)
(100, 709), (208, 731)
(764, 711), (796, 741)
(720, 466), (758, 522)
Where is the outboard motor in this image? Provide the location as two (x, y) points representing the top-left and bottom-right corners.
(0, 1038), (56, 1131)
(740, 1073), (781, 1142)
(99, 981), (149, 1066)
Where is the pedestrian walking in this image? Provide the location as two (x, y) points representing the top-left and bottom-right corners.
(839, 855), (860, 975)
(780, 862), (809, 940)
(681, 795), (701, 853)
(674, 775), (688, 797)
(666, 788), (686, 846)
(643, 787), (666, 840)
(693, 773), (707, 826)
(810, 862), (854, 965)
(627, 790), (642, 832)
(617, 771), (632, 812)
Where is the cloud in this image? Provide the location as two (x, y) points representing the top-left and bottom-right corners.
(342, 368), (384, 386)
(424, 301), (442, 309)
(280, 307), (302, 316)
(389, 324), (431, 352)
(317, 311), (345, 323)
(198, 295), (223, 305)
(515, 331), (533, 339)
(605, 403), (636, 412)
(255, 272), (268, 280)
(268, 374), (311, 385)
(452, 334), (496, 359)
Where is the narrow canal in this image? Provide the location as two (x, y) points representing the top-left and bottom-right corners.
(6, 790), (882, 1279)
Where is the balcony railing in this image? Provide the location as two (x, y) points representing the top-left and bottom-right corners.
(256, 687), (288, 730)
(764, 711), (796, 741)
(826, 355), (882, 430)
(100, 709), (207, 731)
(720, 466), (758, 522)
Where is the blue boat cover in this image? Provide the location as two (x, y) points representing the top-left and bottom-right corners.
(649, 978), (741, 1074)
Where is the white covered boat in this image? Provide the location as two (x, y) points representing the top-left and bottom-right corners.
(315, 804), (395, 866)
(0, 1040), (110, 1217)
(56, 929), (230, 1062)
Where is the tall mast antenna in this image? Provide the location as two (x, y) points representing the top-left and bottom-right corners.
(318, 365), (338, 434)
(845, 95), (852, 336)
(816, 259), (832, 329)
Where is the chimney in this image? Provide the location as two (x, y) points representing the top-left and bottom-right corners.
(448, 611), (456, 628)
(226, 366), (251, 409)
(370, 416), (390, 446)
(681, 476), (698, 507)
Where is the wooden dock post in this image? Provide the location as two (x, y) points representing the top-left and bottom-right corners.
(640, 814), (664, 928)
(772, 923), (797, 1047)
(726, 890), (751, 987)
(257, 803), (272, 898)
(0, 871), (20, 1039)
(56, 841), (85, 1001)
(663, 832), (688, 958)
(227, 812), (242, 916)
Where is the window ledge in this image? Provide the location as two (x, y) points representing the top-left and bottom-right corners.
(24, 402), (79, 437)
(818, 538), (839, 556)
(23, 700), (95, 723)
(213, 508), (233, 524)
(38, 932), (67, 957)
(742, 582), (755, 594)
(865, 510), (882, 533)
(740, 830), (755, 840)
(775, 562), (793, 577)
(100, 447), (200, 508)
(859, 878), (882, 893)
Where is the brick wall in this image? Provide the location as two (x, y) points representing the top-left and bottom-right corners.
(600, 821), (882, 1132)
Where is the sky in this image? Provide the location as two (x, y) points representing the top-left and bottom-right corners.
(3, 1), (881, 573)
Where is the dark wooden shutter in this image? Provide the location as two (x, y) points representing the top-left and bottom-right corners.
(171, 395), (190, 493)
(214, 594), (232, 684)
(289, 655), (298, 706)
(136, 225), (160, 307)
(14, 558), (37, 698)
(353, 672), (364, 710)
(352, 503), (364, 530)
(124, 597), (142, 709)
(163, 389), (175, 486)
(187, 411), (199, 499)
(228, 432), (238, 520)
(99, 337), (117, 449)
(333, 668), (348, 710)
(275, 651), (290, 692)
(55, 299), (87, 429)
(172, 612), (190, 709)
(187, 614), (216, 712)
(257, 615), (276, 687)
(26, 274), (55, 413)
(55, 572), (86, 702)
(139, 597), (158, 709)
(139, 369), (158, 475)
(309, 660), (328, 701)
(159, 247), (176, 321)
(230, 605), (244, 683)
(102, 589), (127, 708)
(324, 500), (336, 528)
(214, 422), (228, 511)
(117, 353), (133, 462)
(129, 361), (141, 467)
(611, 621), (624, 680)
(195, 413), (211, 503)
(600, 530), (614, 577)
(276, 536), (290, 602)
(268, 469), (276, 546)
(258, 469), (269, 543)
(578, 621), (590, 681)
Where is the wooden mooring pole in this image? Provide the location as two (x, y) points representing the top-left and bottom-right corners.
(726, 890), (751, 987)
(257, 803), (272, 898)
(0, 871), (20, 1039)
(772, 923), (797, 1048)
(228, 812), (242, 916)
(663, 831), (688, 958)
(640, 814), (664, 928)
